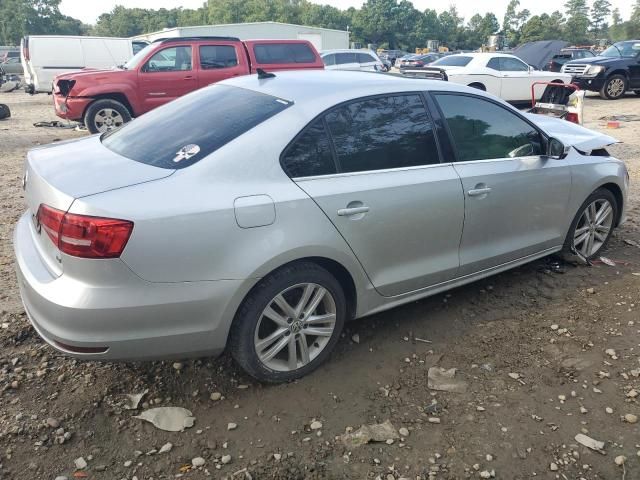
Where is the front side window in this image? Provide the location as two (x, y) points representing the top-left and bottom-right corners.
(435, 94), (543, 162)
(102, 85), (291, 169)
(281, 120), (337, 177)
(325, 94), (439, 173)
(199, 45), (238, 69)
(500, 57), (529, 71)
(357, 52), (375, 64)
(253, 43), (316, 64)
(144, 46), (192, 72)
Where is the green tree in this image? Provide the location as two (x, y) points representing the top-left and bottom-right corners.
(564, 0), (590, 44)
(502, 0), (530, 46)
(590, 0), (611, 39)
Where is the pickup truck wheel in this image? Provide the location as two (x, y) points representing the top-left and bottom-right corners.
(599, 75), (627, 100)
(84, 99), (131, 134)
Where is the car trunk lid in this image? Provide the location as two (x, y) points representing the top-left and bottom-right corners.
(24, 135), (173, 276)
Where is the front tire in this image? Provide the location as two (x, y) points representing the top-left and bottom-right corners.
(562, 188), (617, 260)
(84, 99), (131, 134)
(229, 262), (346, 383)
(599, 75), (627, 100)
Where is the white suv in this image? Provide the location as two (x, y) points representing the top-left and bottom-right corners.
(321, 49), (384, 72)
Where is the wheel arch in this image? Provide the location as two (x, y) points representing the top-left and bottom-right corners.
(597, 182), (624, 226)
(82, 93), (134, 121)
(467, 82), (486, 91)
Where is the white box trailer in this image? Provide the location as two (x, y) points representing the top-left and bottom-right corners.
(21, 35), (148, 94)
(133, 21), (349, 52)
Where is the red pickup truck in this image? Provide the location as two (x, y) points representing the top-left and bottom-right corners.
(53, 36), (324, 133)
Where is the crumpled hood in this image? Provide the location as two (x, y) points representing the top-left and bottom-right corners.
(525, 113), (618, 152)
(513, 40), (569, 70)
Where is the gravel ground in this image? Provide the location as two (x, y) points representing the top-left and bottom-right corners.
(0, 90), (639, 480)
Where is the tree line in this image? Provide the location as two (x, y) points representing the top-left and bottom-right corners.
(1, 0), (640, 50)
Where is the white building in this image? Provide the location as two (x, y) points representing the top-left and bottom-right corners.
(133, 21), (349, 52)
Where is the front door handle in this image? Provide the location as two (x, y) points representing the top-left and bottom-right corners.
(337, 206), (370, 216)
(468, 187), (492, 197)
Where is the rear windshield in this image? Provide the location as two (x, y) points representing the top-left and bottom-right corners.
(102, 85), (292, 169)
(253, 43), (316, 64)
(432, 55), (472, 67)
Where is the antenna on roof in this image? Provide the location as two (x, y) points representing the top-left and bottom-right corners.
(257, 68), (276, 79)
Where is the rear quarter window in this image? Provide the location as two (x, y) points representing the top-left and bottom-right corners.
(253, 43), (316, 64)
(102, 85), (292, 169)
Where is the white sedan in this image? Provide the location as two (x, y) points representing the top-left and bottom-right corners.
(430, 53), (573, 102)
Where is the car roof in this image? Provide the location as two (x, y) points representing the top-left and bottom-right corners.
(220, 70), (485, 106)
(321, 49), (375, 54)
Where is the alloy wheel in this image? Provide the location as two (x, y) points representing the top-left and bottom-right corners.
(572, 199), (613, 258)
(254, 283), (337, 372)
(94, 108), (124, 132)
(607, 78), (625, 98)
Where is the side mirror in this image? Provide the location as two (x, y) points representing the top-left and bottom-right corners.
(547, 137), (569, 159)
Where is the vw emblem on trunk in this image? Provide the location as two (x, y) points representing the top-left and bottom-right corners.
(173, 144), (200, 163)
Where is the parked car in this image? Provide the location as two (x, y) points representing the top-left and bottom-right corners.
(545, 48), (595, 72)
(428, 53), (572, 102)
(53, 37), (323, 133)
(378, 49), (407, 66)
(15, 70), (627, 383)
(396, 53), (439, 70)
(0, 56), (23, 75)
(562, 40), (640, 99)
(21, 35), (148, 94)
(321, 49), (384, 72)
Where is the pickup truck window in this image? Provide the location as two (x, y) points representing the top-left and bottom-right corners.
(144, 46), (192, 72)
(199, 45), (238, 69)
(102, 85), (292, 169)
(254, 43), (316, 64)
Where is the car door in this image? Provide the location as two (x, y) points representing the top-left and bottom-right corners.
(356, 52), (377, 71)
(630, 49), (640, 89)
(197, 44), (246, 88)
(498, 57), (532, 101)
(282, 93), (465, 296)
(432, 92), (571, 275)
(138, 45), (197, 114)
(334, 52), (359, 71)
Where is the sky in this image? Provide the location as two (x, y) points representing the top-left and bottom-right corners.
(59, 0), (634, 26)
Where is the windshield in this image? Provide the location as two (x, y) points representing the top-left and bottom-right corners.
(123, 43), (156, 69)
(432, 55), (473, 67)
(600, 41), (640, 58)
(102, 85), (292, 169)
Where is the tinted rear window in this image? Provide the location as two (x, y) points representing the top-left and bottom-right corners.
(102, 85), (291, 169)
(432, 55), (472, 67)
(253, 43), (316, 64)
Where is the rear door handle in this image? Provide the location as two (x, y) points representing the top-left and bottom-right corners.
(337, 206), (370, 216)
(468, 187), (492, 197)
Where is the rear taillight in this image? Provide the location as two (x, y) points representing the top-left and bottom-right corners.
(565, 112), (579, 124)
(36, 204), (133, 259)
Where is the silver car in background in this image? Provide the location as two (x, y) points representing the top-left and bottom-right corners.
(14, 71), (628, 382)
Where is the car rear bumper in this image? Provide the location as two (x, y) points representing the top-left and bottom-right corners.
(53, 94), (91, 122)
(13, 212), (246, 361)
(570, 76), (606, 92)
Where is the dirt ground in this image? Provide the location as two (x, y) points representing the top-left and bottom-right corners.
(0, 89), (639, 480)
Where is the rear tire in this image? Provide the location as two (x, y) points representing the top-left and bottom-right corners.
(562, 188), (617, 260)
(84, 99), (131, 134)
(229, 262), (346, 383)
(599, 75), (627, 100)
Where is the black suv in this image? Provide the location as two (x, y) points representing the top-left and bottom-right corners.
(562, 40), (640, 99)
(545, 48), (595, 72)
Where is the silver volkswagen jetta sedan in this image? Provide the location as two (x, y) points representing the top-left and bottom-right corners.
(14, 71), (628, 382)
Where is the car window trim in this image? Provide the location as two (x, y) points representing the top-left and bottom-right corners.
(427, 90), (549, 164)
(143, 45), (193, 73)
(279, 91), (445, 179)
(198, 44), (239, 70)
